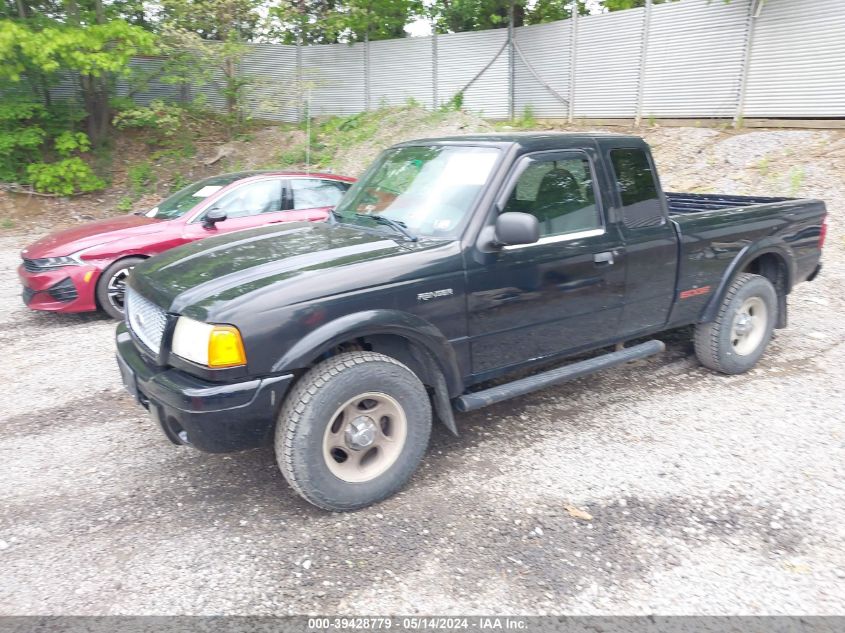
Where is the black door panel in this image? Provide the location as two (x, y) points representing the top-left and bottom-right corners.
(467, 148), (627, 378)
(467, 229), (626, 376)
(604, 143), (678, 333)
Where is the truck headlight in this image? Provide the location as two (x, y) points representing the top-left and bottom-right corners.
(171, 316), (247, 368)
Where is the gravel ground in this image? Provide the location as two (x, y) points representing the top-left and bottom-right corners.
(1, 128), (844, 616)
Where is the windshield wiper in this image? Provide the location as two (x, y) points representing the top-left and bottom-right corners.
(354, 213), (418, 242)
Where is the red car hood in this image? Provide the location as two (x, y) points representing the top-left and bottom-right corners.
(22, 215), (166, 259)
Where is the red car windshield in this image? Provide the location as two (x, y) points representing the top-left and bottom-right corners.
(147, 174), (251, 220)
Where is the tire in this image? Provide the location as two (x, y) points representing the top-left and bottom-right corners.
(96, 257), (145, 320)
(693, 273), (777, 375)
(276, 351), (432, 511)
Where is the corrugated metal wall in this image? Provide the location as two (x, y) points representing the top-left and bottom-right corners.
(574, 8), (644, 118)
(193, 66), (229, 114)
(240, 43), (299, 122)
(301, 43), (366, 116)
(744, 0), (845, 118)
(30, 0), (845, 122)
(436, 29), (509, 117)
(513, 21), (570, 119)
(642, 0), (751, 118)
(370, 36), (434, 109)
(115, 58), (184, 105)
(48, 73), (80, 103)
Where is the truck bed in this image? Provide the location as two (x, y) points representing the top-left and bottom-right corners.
(666, 192), (792, 215)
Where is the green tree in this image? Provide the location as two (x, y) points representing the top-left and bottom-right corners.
(428, 0), (590, 33)
(157, 0), (263, 41)
(0, 15), (156, 143)
(269, 0), (423, 44)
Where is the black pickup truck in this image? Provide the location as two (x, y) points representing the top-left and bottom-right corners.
(116, 133), (826, 511)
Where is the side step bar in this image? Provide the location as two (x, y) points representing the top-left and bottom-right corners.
(454, 339), (665, 412)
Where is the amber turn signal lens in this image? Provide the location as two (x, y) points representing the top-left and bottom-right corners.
(207, 325), (247, 368)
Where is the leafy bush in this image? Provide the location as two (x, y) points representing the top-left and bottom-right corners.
(116, 196), (133, 212)
(54, 131), (92, 156)
(0, 99), (103, 194)
(113, 100), (184, 139)
(442, 91), (464, 112)
(27, 158), (105, 196)
(0, 101), (48, 181)
(128, 161), (155, 196)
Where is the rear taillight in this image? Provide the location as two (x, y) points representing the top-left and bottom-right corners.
(819, 217), (828, 249)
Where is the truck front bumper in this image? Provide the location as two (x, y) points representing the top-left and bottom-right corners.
(115, 323), (294, 453)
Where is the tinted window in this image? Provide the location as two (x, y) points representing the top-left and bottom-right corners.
(609, 148), (663, 228)
(211, 179), (282, 219)
(290, 178), (348, 210)
(504, 154), (600, 237)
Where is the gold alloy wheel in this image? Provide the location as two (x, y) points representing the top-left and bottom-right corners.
(731, 296), (768, 356)
(322, 392), (408, 483)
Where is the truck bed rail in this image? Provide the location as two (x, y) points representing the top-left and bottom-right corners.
(666, 192), (792, 215)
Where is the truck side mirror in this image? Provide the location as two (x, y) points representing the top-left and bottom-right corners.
(202, 208), (227, 229)
(494, 212), (539, 247)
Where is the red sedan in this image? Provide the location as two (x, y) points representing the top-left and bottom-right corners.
(19, 170), (354, 318)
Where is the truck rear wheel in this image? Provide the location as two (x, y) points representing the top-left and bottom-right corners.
(693, 273), (777, 375)
(275, 351), (432, 511)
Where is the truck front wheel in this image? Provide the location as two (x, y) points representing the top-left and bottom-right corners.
(275, 351), (432, 511)
(694, 273), (777, 375)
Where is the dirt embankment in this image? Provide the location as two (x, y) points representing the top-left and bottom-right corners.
(2, 109), (843, 251)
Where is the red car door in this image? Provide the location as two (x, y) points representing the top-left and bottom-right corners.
(182, 177), (290, 241)
(182, 177), (349, 241)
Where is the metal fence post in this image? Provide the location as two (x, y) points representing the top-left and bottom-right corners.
(296, 36), (303, 123)
(432, 30), (438, 109)
(508, 0), (515, 120)
(568, 2), (578, 123)
(364, 32), (371, 111)
(635, 0), (652, 127)
(734, 0), (762, 128)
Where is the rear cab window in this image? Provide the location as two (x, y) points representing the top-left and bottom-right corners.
(609, 148), (665, 228)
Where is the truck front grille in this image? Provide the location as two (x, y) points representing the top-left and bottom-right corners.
(126, 288), (168, 354)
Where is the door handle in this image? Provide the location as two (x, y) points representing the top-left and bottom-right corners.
(593, 251), (615, 266)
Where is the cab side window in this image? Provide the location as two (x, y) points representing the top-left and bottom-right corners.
(609, 148), (664, 228)
(503, 155), (600, 237)
(290, 178), (348, 210)
(211, 179), (283, 219)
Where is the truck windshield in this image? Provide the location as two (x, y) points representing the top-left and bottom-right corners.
(145, 174), (246, 220)
(334, 145), (500, 239)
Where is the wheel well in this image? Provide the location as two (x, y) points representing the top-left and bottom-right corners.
(305, 333), (441, 389)
(94, 254), (149, 307)
(294, 333), (460, 436)
(742, 252), (789, 328)
(742, 252), (789, 296)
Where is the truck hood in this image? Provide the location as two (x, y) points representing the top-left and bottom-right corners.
(131, 221), (437, 316)
(22, 215), (165, 259)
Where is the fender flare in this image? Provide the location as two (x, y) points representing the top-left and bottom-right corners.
(699, 238), (795, 324)
(271, 309), (464, 397)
